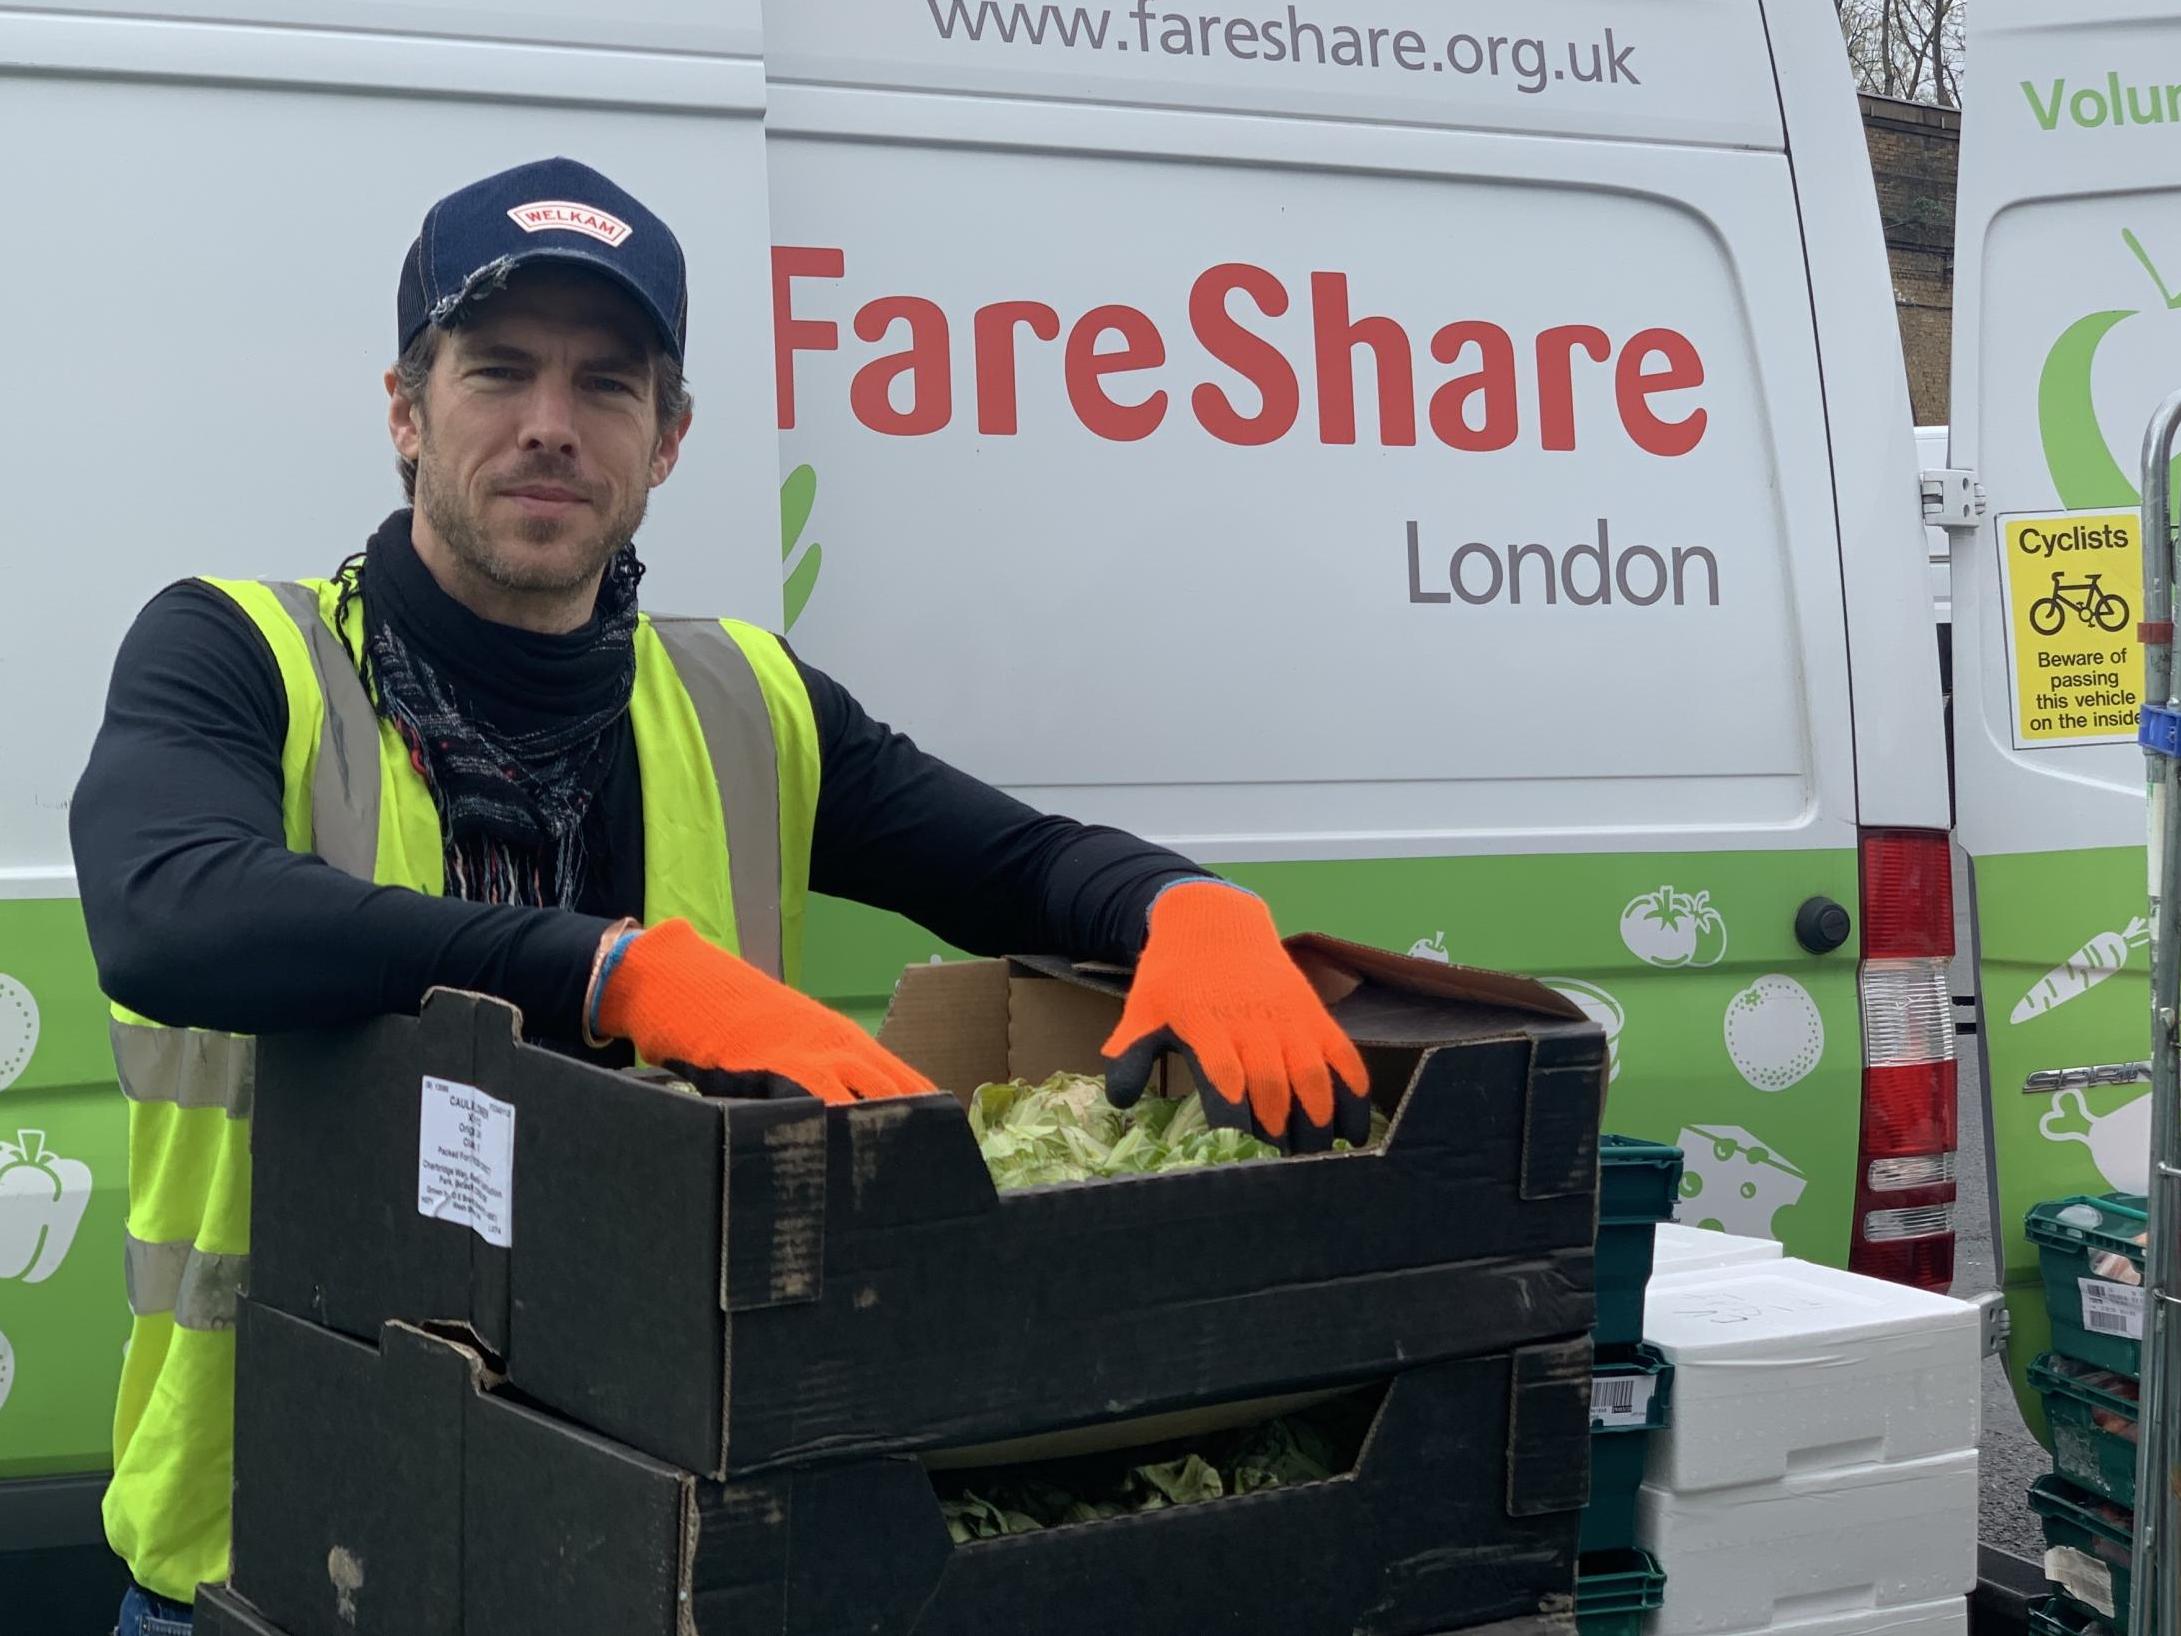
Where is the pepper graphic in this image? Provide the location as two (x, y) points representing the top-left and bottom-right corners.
(0, 1130), (93, 1284)
(2041, 229), (2181, 508)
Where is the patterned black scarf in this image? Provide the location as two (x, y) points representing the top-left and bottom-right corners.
(334, 512), (642, 909)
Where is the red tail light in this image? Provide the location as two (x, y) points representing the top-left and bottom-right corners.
(1849, 829), (1959, 1292)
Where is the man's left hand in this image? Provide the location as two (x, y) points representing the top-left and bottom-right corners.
(1101, 881), (1371, 1153)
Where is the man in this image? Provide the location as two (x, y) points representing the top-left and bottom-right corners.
(71, 157), (1369, 1633)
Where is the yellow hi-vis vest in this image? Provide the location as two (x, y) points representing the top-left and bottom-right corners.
(101, 575), (819, 1602)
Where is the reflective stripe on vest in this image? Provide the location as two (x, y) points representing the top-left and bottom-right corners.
(111, 1019), (254, 1119)
(124, 1234), (248, 1332)
(648, 617), (784, 980)
(264, 579), (380, 878)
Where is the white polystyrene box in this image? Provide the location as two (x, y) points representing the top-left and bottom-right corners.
(1638, 1451), (1979, 1636)
(1641, 1259), (1981, 1493)
(1649, 1222), (1785, 1280)
(1697, 1596), (1969, 1636)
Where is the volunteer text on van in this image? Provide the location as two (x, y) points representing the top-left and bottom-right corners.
(2022, 74), (2181, 133)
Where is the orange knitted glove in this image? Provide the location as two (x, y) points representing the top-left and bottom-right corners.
(1102, 881), (1371, 1153)
(596, 919), (934, 1105)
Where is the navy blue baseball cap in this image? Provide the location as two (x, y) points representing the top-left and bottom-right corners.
(396, 157), (688, 361)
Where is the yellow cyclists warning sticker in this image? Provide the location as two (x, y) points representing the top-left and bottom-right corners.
(1997, 509), (2145, 747)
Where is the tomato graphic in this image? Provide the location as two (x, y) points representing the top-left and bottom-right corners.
(1686, 892), (1729, 968)
(1622, 886), (1696, 966)
(1620, 886), (1729, 970)
(0, 1130), (94, 1284)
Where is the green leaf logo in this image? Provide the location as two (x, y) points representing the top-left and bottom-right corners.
(780, 463), (824, 632)
(2039, 229), (2181, 508)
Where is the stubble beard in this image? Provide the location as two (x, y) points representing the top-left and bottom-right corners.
(415, 440), (651, 597)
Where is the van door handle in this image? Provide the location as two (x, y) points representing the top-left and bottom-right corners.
(1795, 897), (1853, 954)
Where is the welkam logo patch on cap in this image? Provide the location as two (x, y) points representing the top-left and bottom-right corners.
(506, 200), (633, 248)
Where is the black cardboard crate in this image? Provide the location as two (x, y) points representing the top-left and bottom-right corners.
(231, 1301), (1589, 1636)
(251, 936), (1605, 1478)
(194, 1583), (293, 1636)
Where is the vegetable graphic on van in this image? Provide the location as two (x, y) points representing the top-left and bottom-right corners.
(1406, 931), (1451, 964)
(0, 1327), (12, 1414)
(0, 1131), (92, 1284)
(2040, 228), (2181, 508)
(0, 974), (35, 1094)
(1619, 885), (1728, 969)
(2011, 917), (2150, 1024)
(2041, 1088), (2152, 1195)
(1723, 975), (1824, 1093)
(1544, 979), (1624, 1084)
(780, 463), (824, 631)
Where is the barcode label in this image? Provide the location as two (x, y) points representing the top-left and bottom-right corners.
(1591, 1374), (1656, 1429)
(417, 1076), (516, 1248)
(2079, 1278), (2146, 1341)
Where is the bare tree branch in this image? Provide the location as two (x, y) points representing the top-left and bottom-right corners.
(1837, 0), (1967, 107)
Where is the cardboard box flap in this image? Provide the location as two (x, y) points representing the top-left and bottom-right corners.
(1014, 932), (1586, 1049)
(229, 1306), (473, 1636)
(876, 959), (1014, 1093)
(1282, 932), (1583, 1022)
(467, 1386), (696, 1636)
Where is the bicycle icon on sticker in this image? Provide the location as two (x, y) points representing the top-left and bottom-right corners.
(2029, 571), (2131, 637)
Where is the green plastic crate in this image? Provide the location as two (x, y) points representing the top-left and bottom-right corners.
(2026, 1195), (2148, 1378)
(1584, 1344), (1675, 1555)
(1598, 1135), (1684, 1349)
(2029, 1475), (2135, 1630)
(2028, 1593), (2117, 1636)
(1577, 1548), (1667, 1636)
(2029, 1352), (2141, 1510)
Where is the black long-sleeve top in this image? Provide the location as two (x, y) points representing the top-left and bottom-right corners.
(70, 516), (1203, 1047)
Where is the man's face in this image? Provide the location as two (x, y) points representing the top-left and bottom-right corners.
(390, 268), (688, 600)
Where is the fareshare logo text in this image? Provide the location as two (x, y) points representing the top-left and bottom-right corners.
(2023, 74), (2181, 132)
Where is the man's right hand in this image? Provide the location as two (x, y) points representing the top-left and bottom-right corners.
(593, 918), (935, 1104)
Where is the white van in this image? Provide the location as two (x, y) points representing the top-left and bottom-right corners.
(1946, 0), (2180, 1437)
(0, 0), (2121, 1577)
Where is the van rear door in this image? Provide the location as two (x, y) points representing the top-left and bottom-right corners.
(1948, 0), (2172, 1419)
(763, 1), (1929, 1271)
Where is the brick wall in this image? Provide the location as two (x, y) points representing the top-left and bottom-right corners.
(1860, 93), (1960, 427)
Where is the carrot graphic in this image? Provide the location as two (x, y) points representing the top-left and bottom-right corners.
(2012, 917), (2153, 1024)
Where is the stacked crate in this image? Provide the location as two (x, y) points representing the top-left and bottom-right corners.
(2024, 1194), (2149, 1636)
(202, 942), (1610, 1636)
(1577, 1137), (1684, 1634)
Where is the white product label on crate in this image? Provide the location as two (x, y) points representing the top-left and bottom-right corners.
(2079, 1277), (2146, 1341)
(417, 1076), (515, 1247)
(1591, 1374), (1657, 1429)
(2044, 1547), (2116, 1618)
